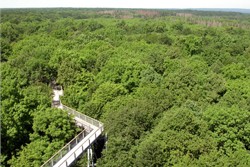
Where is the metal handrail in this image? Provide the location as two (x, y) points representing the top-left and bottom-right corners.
(62, 105), (103, 128)
(41, 129), (87, 167)
(56, 125), (104, 167)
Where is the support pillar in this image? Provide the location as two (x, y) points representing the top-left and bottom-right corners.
(87, 147), (94, 167)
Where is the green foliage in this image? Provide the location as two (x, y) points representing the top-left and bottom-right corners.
(183, 35), (203, 56)
(203, 105), (250, 151)
(0, 37), (12, 61)
(2, 8), (250, 167)
(61, 70), (94, 108)
(219, 79), (250, 110)
(8, 139), (61, 167)
(162, 57), (226, 106)
(95, 58), (148, 92)
(82, 82), (127, 118)
(222, 63), (248, 79)
(8, 108), (78, 167)
(30, 108), (77, 142)
(135, 107), (216, 166)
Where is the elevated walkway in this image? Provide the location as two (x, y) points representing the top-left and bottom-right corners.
(41, 88), (104, 167)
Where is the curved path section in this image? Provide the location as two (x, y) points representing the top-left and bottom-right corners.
(41, 88), (104, 167)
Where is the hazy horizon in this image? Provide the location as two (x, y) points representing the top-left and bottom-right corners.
(1, 0), (250, 9)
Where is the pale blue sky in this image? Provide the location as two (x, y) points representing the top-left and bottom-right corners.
(1, 0), (250, 9)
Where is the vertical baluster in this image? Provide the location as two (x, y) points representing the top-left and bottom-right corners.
(74, 152), (76, 159)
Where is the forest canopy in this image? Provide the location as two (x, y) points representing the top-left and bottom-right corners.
(1, 8), (250, 167)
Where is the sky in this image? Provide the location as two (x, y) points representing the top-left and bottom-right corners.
(1, 0), (250, 9)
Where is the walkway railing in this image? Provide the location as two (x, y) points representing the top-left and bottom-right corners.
(54, 127), (103, 167)
(41, 105), (104, 167)
(62, 105), (102, 128)
(41, 129), (87, 167)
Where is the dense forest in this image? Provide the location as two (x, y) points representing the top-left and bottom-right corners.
(1, 8), (250, 167)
